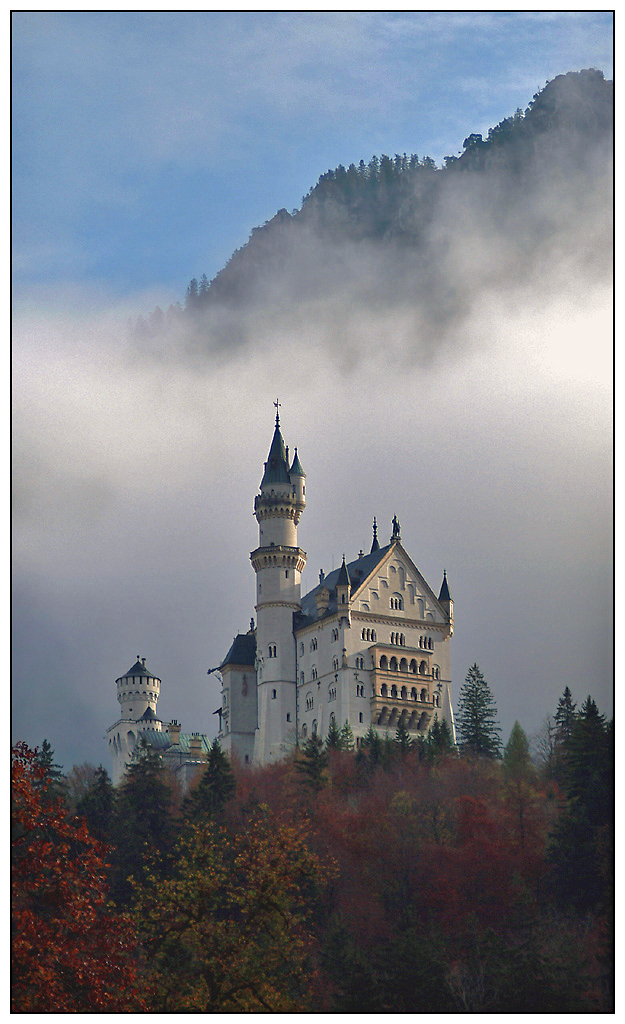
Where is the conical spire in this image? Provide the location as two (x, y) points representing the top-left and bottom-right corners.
(370, 517), (380, 553)
(438, 569), (452, 603)
(337, 554), (350, 587)
(260, 405), (290, 487)
(289, 447), (306, 477)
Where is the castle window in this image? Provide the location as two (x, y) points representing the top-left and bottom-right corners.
(272, 689), (277, 699)
(328, 686), (336, 701)
(333, 657), (339, 672)
(362, 628), (366, 640)
(411, 687), (418, 700)
(391, 595), (403, 610)
(310, 638), (317, 652)
(299, 672), (305, 685)
(391, 684), (398, 698)
(286, 713), (291, 722)
(285, 570), (289, 578)
(419, 660), (428, 675)
(312, 719), (318, 736)
(301, 723), (308, 738)
(390, 657), (398, 671)
(381, 683), (388, 697)
(312, 666), (317, 681)
(356, 683), (365, 697)
(359, 713), (363, 723)
(268, 644), (277, 658)
(421, 688), (428, 702)
(400, 658), (408, 672)
(432, 666), (440, 680)
(401, 685), (407, 699)
(380, 656), (388, 670)
(300, 642), (304, 655)
(306, 693), (314, 711)
(372, 629), (376, 641)
(356, 656), (364, 670)
(332, 628), (339, 642)
(410, 659), (417, 673)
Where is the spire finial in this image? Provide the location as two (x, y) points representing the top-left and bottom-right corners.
(370, 517), (380, 553)
(273, 398), (281, 426)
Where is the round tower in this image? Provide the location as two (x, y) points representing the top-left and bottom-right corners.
(106, 656), (163, 785)
(251, 407), (307, 763)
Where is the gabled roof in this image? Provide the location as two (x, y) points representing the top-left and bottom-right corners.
(220, 632), (257, 670)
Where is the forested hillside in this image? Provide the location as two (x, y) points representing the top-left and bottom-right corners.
(13, 683), (613, 1012)
(135, 69), (612, 355)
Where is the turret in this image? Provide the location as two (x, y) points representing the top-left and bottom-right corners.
(438, 570), (454, 634)
(335, 555), (351, 626)
(115, 656), (161, 722)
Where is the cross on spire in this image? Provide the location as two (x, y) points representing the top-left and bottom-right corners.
(273, 398), (281, 426)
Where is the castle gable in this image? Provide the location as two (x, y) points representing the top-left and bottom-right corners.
(352, 543), (447, 623)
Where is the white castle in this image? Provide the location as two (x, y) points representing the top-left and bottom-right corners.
(106, 408), (454, 781)
(217, 407), (455, 765)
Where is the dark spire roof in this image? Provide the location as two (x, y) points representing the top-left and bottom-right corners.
(438, 570), (452, 603)
(370, 517), (379, 553)
(220, 632), (257, 670)
(289, 447), (306, 477)
(117, 658), (158, 680)
(260, 416), (290, 487)
(139, 706), (160, 721)
(336, 555), (350, 587)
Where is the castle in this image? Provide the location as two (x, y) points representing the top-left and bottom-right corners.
(106, 408), (454, 781)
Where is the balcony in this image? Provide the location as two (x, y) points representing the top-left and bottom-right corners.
(369, 666), (443, 734)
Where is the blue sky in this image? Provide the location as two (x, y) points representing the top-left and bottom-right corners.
(13, 11), (613, 303)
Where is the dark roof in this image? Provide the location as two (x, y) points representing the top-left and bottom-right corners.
(220, 632), (257, 670)
(139, 706), (159, 721)
(438, 571), (452, 603)
(260, 423), (291, 487)
(336, 556), (350, 587)
(117, 659), (159, 680)
(297, 544), (392, 627)
(289, 448), (306, 477)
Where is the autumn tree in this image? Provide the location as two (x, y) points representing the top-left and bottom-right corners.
(456, 664), (501, 758)
(11, 743), (144, 1013)
(133, 812), (334, 1011)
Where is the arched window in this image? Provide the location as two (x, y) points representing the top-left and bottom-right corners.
(299, 672), (305, 685)
(268, 644), (277, 658)
(391, 594), (403, 610)
(272, 689), (277, 699)
(312, 666), (317, 681)
(391, 684), (398, 698)
(312, 719), (318, 736)
(362, 628), (366, 640)
(432, 666), (440, 680)
(310, 638), (317, 651)
(329, 712), (336, 726)
(411, 687), (418, 700)
(333, 657), (339, 672)
(421, 688), (428, 702)
(359, 712), (363, 723)
(306, 693), (314, 711)
(301, 723), (308, 738)
(410, 659), (417, 673)
(372, 629), (377, 641)
(390, 657), (398, 671)
(400, 658), (408, 672)
(400, 686), (407, 700)
(300, 642), (304, 655)
(420, 660), (428, 675)
(332, 628), (339, 642)
(380, 655), (388, 670)
(381, 683), (388, 697)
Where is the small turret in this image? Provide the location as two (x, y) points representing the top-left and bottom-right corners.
(438, 570), (454, 634)
(335, 555), (351, 626)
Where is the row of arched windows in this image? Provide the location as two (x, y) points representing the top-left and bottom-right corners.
(379, 683), (440, 705)
(361, 628), (377, 641)
(261, 553), (298, 567)
(419, 636), (433, 650)
(328, 686), (337, 701)
(390, 632), (406, 646)
(379, 655), (437, 676)
(390, 595), (403, 610)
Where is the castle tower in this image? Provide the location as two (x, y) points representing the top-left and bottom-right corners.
(106, 656), (163, 784)
(250, 406), (307, 763)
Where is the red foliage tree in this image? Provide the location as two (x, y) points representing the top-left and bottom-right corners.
(11, 742), (145, 1012)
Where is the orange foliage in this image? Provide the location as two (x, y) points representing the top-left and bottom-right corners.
(11, 743), (145, 1013)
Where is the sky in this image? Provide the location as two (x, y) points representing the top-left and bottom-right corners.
(12, 11), (613, 772)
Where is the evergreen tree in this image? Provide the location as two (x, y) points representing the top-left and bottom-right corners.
(325, 715), (342, 751)
(76, 765), (115, 842)
(456, 664), (501, 758)
(35, 740), (65, 803)
(339, 720), (355, 752)
(109, 739), (174, 903)
(503, 721), (531, 776)
(295, 735), (328, 792)
(183, 740), (236, 820)
(394, 717), (413, 755)
(424, 716), (456, 761)
(554, 686), (577, 745)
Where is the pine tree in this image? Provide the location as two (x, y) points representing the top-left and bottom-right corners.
(554, 686), (577, 744)
(35, 739), (65, 803)
(395, 717), (413, 755)
(295, 735), (328, 791)
(339, 720), (355, 752)
(183, 740), (236, 820)
(76, 765), (115, 841)
(503, 722), (531, 775)
(425, 716), (456, 761)
(456, 664), (501, 758)
(325, 716), (342, 751)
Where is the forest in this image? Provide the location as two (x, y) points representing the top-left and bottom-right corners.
(12, 670), (613, 1013)
(133, 68), (612, 347)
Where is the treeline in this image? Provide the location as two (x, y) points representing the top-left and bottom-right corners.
(12, 674), (613, 1012)
(132, 68), (612, 339)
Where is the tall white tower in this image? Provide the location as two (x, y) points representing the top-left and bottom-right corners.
(251, 406), (306, 763)
(105, 656), (163, 784)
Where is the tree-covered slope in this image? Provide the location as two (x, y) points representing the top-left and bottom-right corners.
(136, 69), (612, 352)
